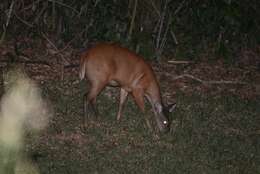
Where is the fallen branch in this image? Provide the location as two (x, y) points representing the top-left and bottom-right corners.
(64, 64), (79, 69)
(0, 59), (50, 67)
(249, 130), (260, 136)
(172, 74), (248, 85)
(223, 127), (260, 137)
(168, 60), (194, 64)
(20, 60), (51, 66)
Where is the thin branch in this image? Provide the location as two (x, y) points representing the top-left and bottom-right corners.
(41, 32), (70, 80)
(14, 12), (34, 27)
(6, 0), (15, 27)
(156, 0), (168, 50)
(127, 0), (138, 40)
(20, 0), (43, 12)
(172, 74), (248, 85)
(41, 32), (69, 64)
(0, 0), (15, 44)
(94, 0), (101, 7)
(33, 2), (48, 24)
(154, 0), (171, 60)
(148, 0), (160, 18)
(41, 33), (58, 51)
(173, 0), (186, 15)
(57, 29), (85, 54)
(78, 1), (90, 17)
(170, 31), (178, 45)
(159, 15), (171, 51)
(47, 0), (80, 15)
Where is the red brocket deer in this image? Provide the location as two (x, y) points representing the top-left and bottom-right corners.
(79, 43), (176, 133)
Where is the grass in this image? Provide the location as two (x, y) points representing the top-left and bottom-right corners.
(23, 79), (260, 174)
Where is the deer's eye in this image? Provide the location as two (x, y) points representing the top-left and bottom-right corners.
(163, 120), (168, 125)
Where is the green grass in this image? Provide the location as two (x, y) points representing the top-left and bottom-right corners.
(23, 79), (260, 174)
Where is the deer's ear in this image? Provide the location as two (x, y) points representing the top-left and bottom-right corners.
(167, 103), (176, 113)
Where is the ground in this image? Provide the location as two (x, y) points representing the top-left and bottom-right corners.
(0, 39), (260, 174)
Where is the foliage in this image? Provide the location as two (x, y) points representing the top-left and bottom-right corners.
(0, 0), (259, 60)
(173, 0), (260, 59)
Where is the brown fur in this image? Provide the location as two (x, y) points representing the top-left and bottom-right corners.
(80, 43), (170, 132)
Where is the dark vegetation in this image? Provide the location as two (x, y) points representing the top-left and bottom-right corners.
(0, 0), (260, 173)
(0, 0), (259, 60)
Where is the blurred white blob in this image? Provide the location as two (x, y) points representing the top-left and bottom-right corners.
(15, 159), (40, 174)
(0, 68), (52, 174)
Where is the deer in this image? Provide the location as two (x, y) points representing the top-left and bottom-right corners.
(79, 43), (176, 133)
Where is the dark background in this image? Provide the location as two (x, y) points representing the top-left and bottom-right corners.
(1, 0), (259, 61)
(0, 1), (260, 174)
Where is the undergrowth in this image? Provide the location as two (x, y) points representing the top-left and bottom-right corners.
(24, 79), (260, 174)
